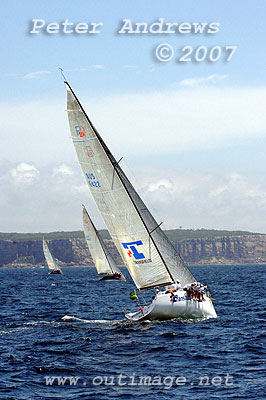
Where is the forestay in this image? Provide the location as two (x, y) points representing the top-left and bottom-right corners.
(66, 83), (195, 289)
(82, 206), (123, 276)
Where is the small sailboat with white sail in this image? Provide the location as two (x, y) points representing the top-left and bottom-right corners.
(82, 205), (126, 281)
(42, 238), (62, 275)
(64, 78), (217, 321)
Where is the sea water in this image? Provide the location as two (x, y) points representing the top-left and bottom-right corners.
(0, 265), (264, 399)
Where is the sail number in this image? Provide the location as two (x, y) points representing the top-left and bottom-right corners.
(86, 173), (101, 188)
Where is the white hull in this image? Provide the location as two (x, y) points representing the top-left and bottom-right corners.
(125, 290), (217, 321)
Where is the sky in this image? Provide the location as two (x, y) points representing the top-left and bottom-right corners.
(0, 0), (266, 233)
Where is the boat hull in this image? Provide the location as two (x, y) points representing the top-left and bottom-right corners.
(49, 269), (62, 274)
(125, 290), (217, 321)
(100, 273), (126, 281)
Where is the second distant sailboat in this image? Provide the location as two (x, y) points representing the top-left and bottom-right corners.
(82, 206), (126, 281)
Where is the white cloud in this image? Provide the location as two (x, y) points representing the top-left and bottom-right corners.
(1, 159), (266, 233)
(92, 65), (104, 69)
(53, 164), (74, 177)
(179, 74), (228, 87)
(1, 85), (266, 232)
(136, 167), (266, 233)
(85, 86), (266, 157)
(0, 162), (100, 232)
(209, 173), (266, 205)
(148, 179), (173, 192)
(23, 70), (51, 80)
(10, 162), (40, 184)
(1, 86), (266, 165)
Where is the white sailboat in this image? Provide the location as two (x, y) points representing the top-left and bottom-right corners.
(64, 80), (217, 321)
(82, 205), (126, 281)
(42, 238), (62, 275)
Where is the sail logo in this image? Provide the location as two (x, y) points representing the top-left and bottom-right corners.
(122, 241), (145, 260)
(75, 125), (86, 138)
(170, 295), (186, 303)
(85, 145), (94, 157)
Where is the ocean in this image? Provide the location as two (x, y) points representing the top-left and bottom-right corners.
(0, 264), (265, 400)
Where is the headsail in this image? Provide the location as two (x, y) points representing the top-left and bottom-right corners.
(42, 239), (61, 272)
(65, 82), (195, 289)
(82, 205), (126, 279)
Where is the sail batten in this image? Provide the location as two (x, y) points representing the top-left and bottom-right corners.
(73, 137), (97, 143)
(66, 82), (195, 288)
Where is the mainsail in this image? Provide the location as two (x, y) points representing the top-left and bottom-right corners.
(42, 239), (61, 272)
(65, 82), (195, 289)
(82, 205), (125, 279)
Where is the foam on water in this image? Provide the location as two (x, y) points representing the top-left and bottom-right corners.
(62, 315), (122, 324)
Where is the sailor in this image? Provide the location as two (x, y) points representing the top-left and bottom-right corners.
(203, 285), (208, 299)
(194, 282), (201, 301)
(165, 282), (179, 295)
(198, 284), (204, 302)
(183, 283), (192, 299)
(190, 282), (196, 299)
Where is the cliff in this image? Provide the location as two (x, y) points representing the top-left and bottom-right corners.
(174, 234), (266, 264)
(1, 234), (266, 267)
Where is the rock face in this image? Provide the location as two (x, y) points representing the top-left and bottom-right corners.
(174, 235), (266, 264)
(0, 234), (266, 267)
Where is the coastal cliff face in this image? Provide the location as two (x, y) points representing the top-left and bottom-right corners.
(174, 235), (266, 264)
(0, 234), (265, 267)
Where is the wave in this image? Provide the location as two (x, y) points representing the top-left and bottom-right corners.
(61, 315), (122, 324)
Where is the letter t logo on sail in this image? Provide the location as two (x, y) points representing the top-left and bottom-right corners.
(122, 241), (145, 260)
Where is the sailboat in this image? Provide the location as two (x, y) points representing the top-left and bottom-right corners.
(64, 79), (217, 321)
(42, 238), (62, 274)
(82, 205), (126, 281)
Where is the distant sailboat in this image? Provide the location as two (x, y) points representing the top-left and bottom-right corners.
(82, 205), (126, 281)
(64, 79), (217, 321)
(42, 239), (62, 274)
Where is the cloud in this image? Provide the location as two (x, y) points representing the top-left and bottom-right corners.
(53, 164), (74, 177)
(179, 74), (228, 87)
(148, 179), (173, 192)
(1, 85), (266, 232)
(0, 161), (99, 232)
(136, 167), (266, 233)
(92, 65), (104, 69)
(1, 159), (266, 233)
(87, 86), (266, 157)
(23, 70), (51, 80)
(10, 162), (40, 184)
(209, 173), (266, 206)
(1, 85), (266, 166)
